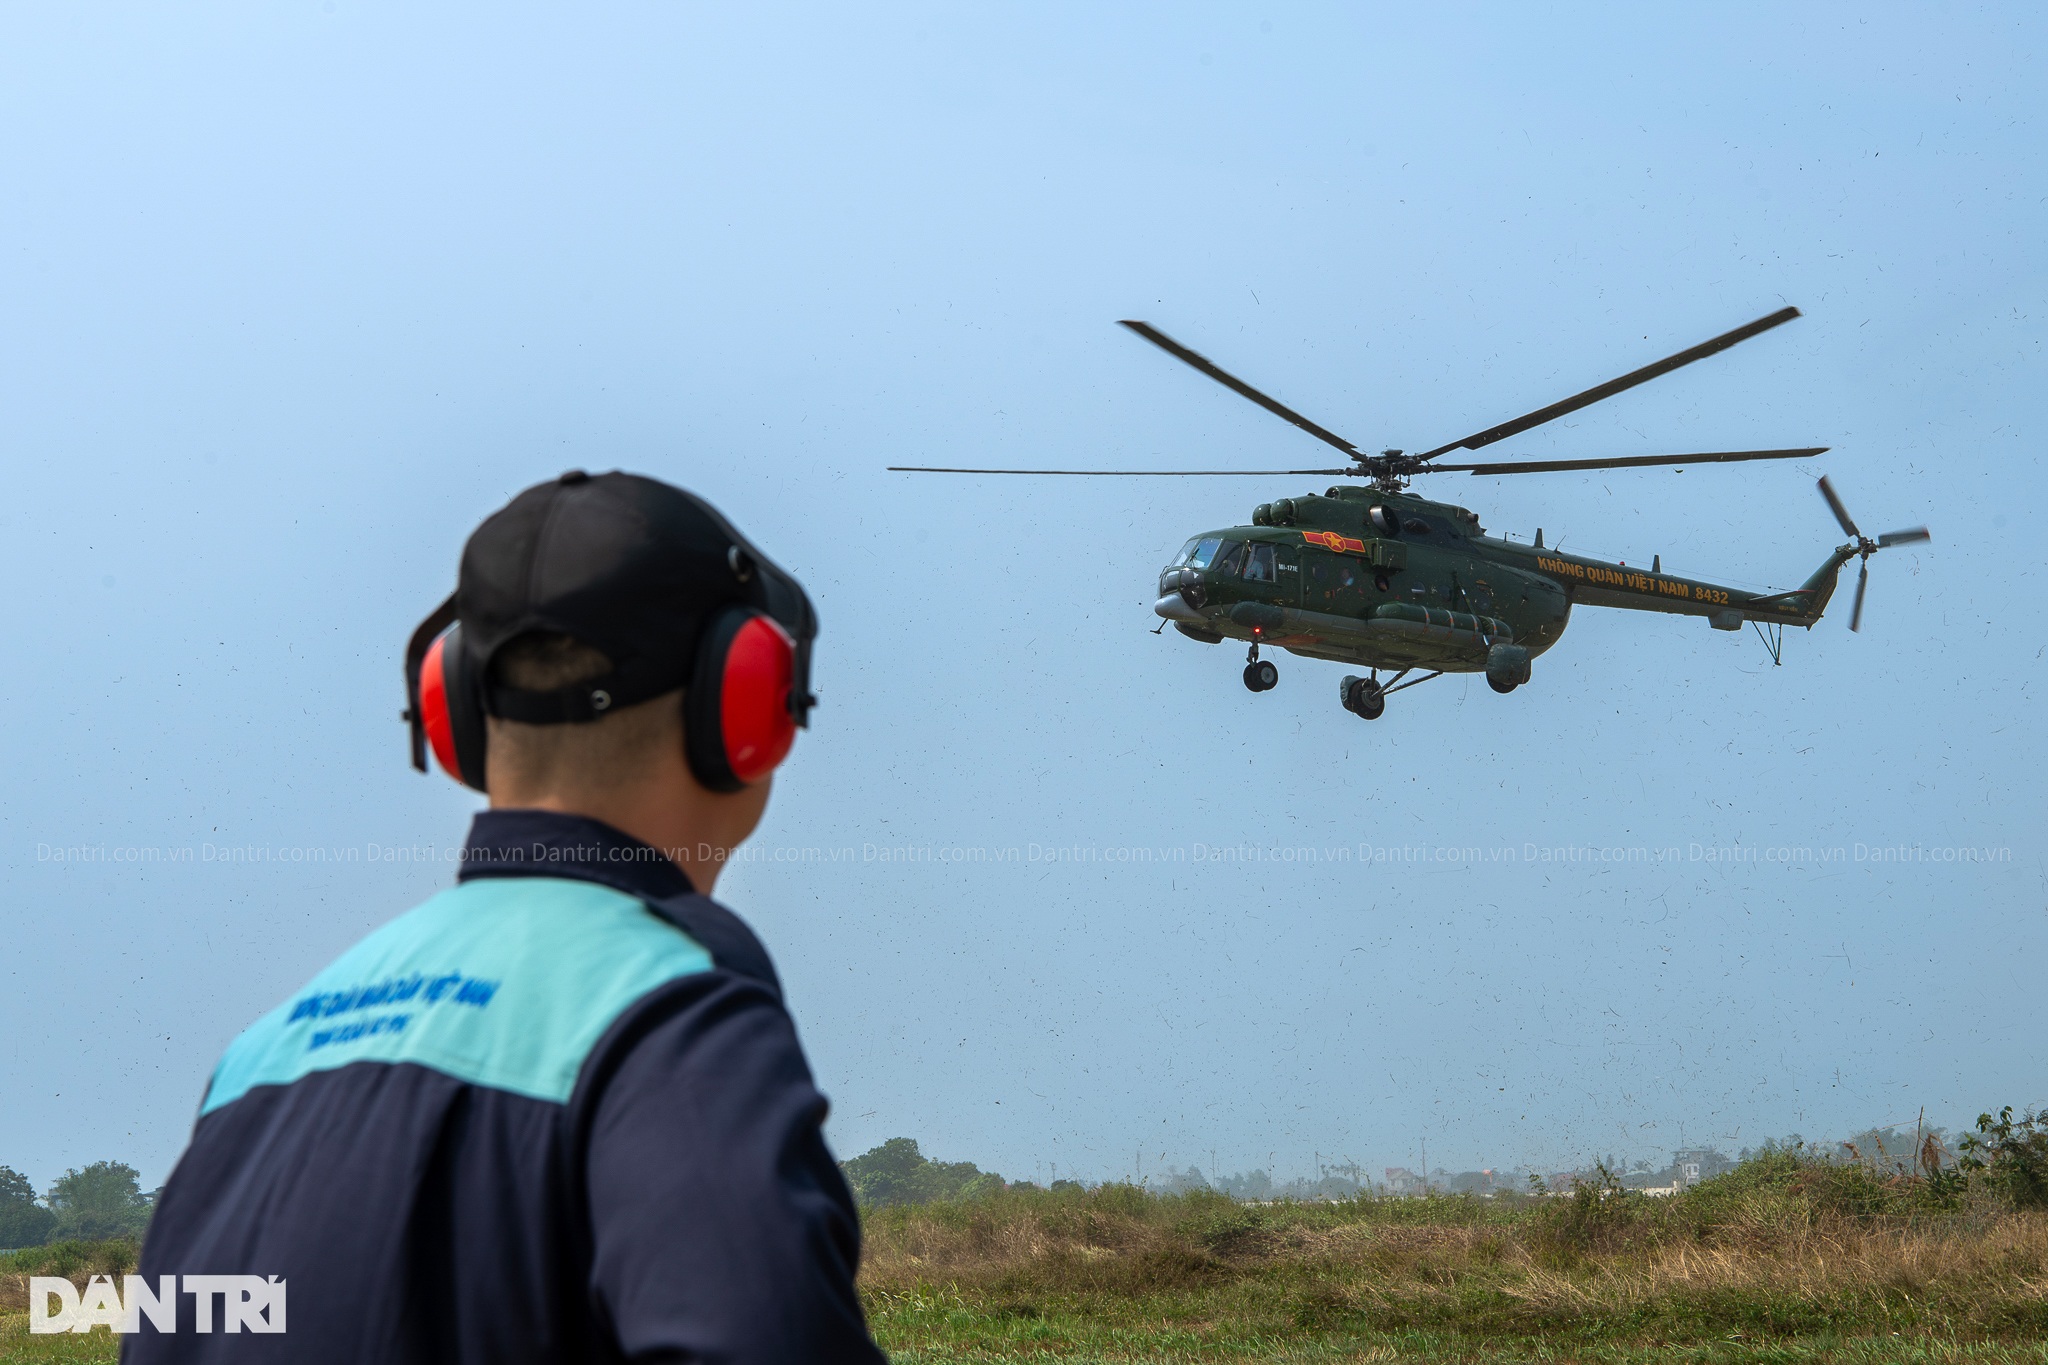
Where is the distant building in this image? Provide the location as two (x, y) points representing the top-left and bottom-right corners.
(1627, 1146), (1733, 1195)
(1382, 1166), (1424, 1196)
(1442, 1168), (1492, 1195)
(1671, 1147), (1735, 1184)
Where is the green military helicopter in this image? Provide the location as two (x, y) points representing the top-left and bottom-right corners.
(893, 308), (1929, 719)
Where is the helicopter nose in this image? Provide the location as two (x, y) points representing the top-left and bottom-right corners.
(1153, 591), (1206, 625)
(1158, 567), (1207, 607)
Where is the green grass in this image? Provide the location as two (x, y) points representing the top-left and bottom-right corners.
(0, 1243), (137, 1364)
(7, 1155), (2044, 1362)
(859, 1156), (2048, 1362)
(0, 1315), (123, 1365)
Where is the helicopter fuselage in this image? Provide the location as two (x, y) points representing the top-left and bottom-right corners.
(1153, 485), (1852, 678)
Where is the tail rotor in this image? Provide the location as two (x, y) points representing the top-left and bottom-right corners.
(1817, 477), (1930, 633)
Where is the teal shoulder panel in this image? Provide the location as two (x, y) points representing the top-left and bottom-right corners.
(203, 878), (713, 1113)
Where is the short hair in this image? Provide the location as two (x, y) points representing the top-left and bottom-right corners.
(492, 631), (614, 692)
(485, 633), (681, 793)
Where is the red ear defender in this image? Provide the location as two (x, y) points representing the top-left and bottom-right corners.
(407, 620), (490, 792)
(419, 634), (463, 781)
(686, 608), (797, 792)
(722, 615), (798, 782)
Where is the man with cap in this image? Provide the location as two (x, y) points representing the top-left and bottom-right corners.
(133, 472), (885, 1363)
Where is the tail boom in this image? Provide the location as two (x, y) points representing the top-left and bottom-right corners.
(1524, 545), (1855, 631)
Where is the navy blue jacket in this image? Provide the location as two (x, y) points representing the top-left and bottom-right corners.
(129, 810), (884, 1364)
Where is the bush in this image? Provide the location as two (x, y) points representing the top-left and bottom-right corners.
(0, 1240), (139, 1314)
(1960, 1106), (2048, 1209)
(1531, 1164), (1649, 1261)
(0, 1239), (139, 1279)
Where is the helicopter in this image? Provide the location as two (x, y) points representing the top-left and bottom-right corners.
(892, 307), (1929, 719)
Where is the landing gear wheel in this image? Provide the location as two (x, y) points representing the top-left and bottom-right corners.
(1340, 674), (1386, 719)
(1487, 676), (1519, 694)
(1244, 660), (1279, 692)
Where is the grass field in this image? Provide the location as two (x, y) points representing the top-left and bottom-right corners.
(1, 1242), (136, 1365)
(859, 1153), (2048, 1363)
(6, 1152), (2045, 1362)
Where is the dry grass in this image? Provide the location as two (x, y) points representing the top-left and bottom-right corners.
(0, 1244), (142, 1365)
(860, 1160), (2048, 1361)
(3, 1164), (2043, 1362)
(0, 1244), (137, 1318)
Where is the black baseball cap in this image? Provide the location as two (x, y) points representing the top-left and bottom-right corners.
(404, 471), (815, 755)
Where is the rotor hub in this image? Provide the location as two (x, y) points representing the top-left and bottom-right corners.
(1355, 448), (1427, 490)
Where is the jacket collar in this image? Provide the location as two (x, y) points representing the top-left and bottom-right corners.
(459, 809), (696, 901)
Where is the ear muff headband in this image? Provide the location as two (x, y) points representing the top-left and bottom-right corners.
(686, 607), (797, 792)
(404, 592), (459, 773)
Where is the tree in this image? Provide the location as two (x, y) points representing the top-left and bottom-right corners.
(840, 1138), (1005, 1207)
(0, 1166), (55, 1249)
(47, 1161), (153, 1241)
(1214, 1168), (1273, 1200)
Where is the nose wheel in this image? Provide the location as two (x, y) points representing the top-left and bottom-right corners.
(1243, 642), (1278, 692)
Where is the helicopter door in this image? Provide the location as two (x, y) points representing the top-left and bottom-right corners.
(1305, 549), (1367, 618)
(1271, 543), (1301, 605)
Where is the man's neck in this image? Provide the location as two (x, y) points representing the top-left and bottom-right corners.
(484, 745), (772, 897)
(491, 792), (732, 894)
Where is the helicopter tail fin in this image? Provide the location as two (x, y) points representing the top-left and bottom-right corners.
(1748, 546), (1857, 624)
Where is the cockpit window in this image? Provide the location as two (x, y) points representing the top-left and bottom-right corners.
(1243, 543), (1277, 582)
(1179, 536), (1225, 569)
(1213, 541), (1249, 577)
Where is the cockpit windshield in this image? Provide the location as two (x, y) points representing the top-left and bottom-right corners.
(1175, 536), (1226, 568)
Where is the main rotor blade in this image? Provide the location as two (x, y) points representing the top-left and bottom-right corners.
(887, 465), (1358, 476)
(1431, 447), (1826, 477)
(1817, 475), (1861, 540)
(1118, 321), (1363, 458)
(1877, 526), (1931, 548)
(1417, 306), (1802, 459)
(1849, 561), (1869, 633)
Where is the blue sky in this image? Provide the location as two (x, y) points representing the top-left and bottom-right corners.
(1, 3), (2041, 1190)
